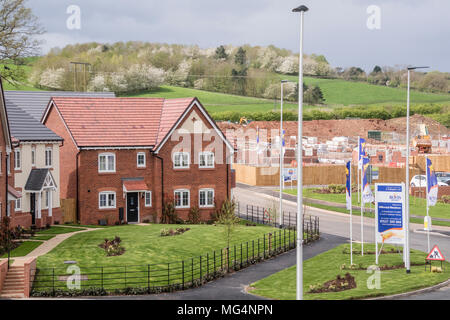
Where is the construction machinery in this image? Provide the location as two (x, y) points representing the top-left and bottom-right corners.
(412, 124), (432, 154)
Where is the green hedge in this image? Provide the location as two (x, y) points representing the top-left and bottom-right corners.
(211, 104), (449, 127)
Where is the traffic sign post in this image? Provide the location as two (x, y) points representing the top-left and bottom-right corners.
(425, 245), (445, 271)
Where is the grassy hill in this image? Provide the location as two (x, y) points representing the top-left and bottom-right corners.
(280, 74), (450, 106)
(122, 85), (318, 113)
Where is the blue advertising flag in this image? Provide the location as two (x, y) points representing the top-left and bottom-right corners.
(362, 157), (374, 203)
(282, 129), (285, 147)
(358, 138), (367, 169)
(426, 158), (438, 206)
(346, 161), (352, 210)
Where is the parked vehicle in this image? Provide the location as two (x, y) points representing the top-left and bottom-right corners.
(410, 174), (448, 187)
(435, 172), (450, 186)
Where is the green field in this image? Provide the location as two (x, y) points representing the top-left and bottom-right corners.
(250, 243), (450, 300)
(281, 74), (450, 106)
(122, 85), (316, 113)
(284, 188), (450, 223)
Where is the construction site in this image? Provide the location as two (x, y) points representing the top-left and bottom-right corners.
(219, 114), (450, 187)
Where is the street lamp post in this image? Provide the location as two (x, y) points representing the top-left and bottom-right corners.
(279, 80), (288, 228)
(405, 66), (429, 273)
(293, 4), (308, 301)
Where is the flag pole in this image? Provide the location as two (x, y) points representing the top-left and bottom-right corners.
(426, 156), (430, 253)
(357, 136), (360, 204)
(361, 158), (364, 256)
(350, 161), (353, 265)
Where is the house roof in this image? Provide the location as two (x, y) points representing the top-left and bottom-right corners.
(5, 100), (62, 142)
(4, 90), (116, 122)
(24, 168), (56, 192)
(46, 97), (196, 148)
(8, 185), (22, 199)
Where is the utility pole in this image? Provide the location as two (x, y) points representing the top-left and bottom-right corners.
(70, 62), (91, 91)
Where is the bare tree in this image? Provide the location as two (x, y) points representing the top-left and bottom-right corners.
(0, 0), (44, 82)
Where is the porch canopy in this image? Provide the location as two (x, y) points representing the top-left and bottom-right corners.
(122, 179), (149, 193)
(24, 168), (57, 192)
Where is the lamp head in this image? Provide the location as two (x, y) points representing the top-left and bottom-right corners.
(292, 5), (309, 12)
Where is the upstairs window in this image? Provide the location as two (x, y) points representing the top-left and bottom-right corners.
(45, 148), (53, 168)
(98, 153), (115, 173)
(137, 152), (146, 168)
(14, 149), (21, 170)
(173, 152), (190, 169)
(31, 147), (36, 167)
(199, 152), (214, 168)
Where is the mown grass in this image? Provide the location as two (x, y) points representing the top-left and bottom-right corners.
(284, 188), (450, 222)
(281, 74), (450, 106)
(122, 85), (315, 113)
(35, 226), (87, 235)
(250, 243), (450, 300)
(36, 224), (282, 269)
(1, 241), (43, 258)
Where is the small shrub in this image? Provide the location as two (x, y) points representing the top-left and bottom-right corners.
(160, 227), (190, 237)
(98, 236), (125, 256)
(188, 206), (200, 224)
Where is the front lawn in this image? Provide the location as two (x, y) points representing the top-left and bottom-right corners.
(36, 224), (287, 269)
(250, 243), (450, 300)
(1, 241), (43, 258)
(35, 226), (87, 235)
(33, 224), (298, 293)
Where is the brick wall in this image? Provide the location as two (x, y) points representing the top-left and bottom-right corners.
(410, 186), (450, 199)
(76, 104), (232, 225)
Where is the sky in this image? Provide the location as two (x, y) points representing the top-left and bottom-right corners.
(28, 0), (450, 72)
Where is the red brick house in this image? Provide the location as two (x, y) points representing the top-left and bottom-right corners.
(42, 97), (235, 225)
(0, 78), (21, 224)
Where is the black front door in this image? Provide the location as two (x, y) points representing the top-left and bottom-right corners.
(30, 193), (36, 225)
(127, 192), (139, 223)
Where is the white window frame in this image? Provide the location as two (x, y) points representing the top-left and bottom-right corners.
(45, 147), (53, 168)
(99, 191), (116, 209)
(98, 153), (116, 173)
(199, 188), (215, 208)
(14, 149), (21, 170)
(173, 152), (190, 169)
(174, 189), (190, 209)
(199, 151), (215, 168)
(44, 190), (50, 208)
(15, 197), (21, 212)
(137, 152), (146, 168)
(31, 147), (36, 167)
(7, 154), (10, 174)
(144, 191), (152, 207)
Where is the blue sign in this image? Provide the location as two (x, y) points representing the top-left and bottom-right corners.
(375, 183), (405, 245)
(378, 202), (403, 233)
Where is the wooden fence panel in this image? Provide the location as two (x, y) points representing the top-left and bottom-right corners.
(61, 198), (77, 224)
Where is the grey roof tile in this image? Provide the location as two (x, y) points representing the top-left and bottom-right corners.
(4, 90), (116, 121)
(24, 168), (51, 191)
(5, 100), (62, 141)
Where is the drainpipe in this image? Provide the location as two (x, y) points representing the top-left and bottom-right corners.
(76, 150), (80, 223)
(151, 151), (164, 218)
